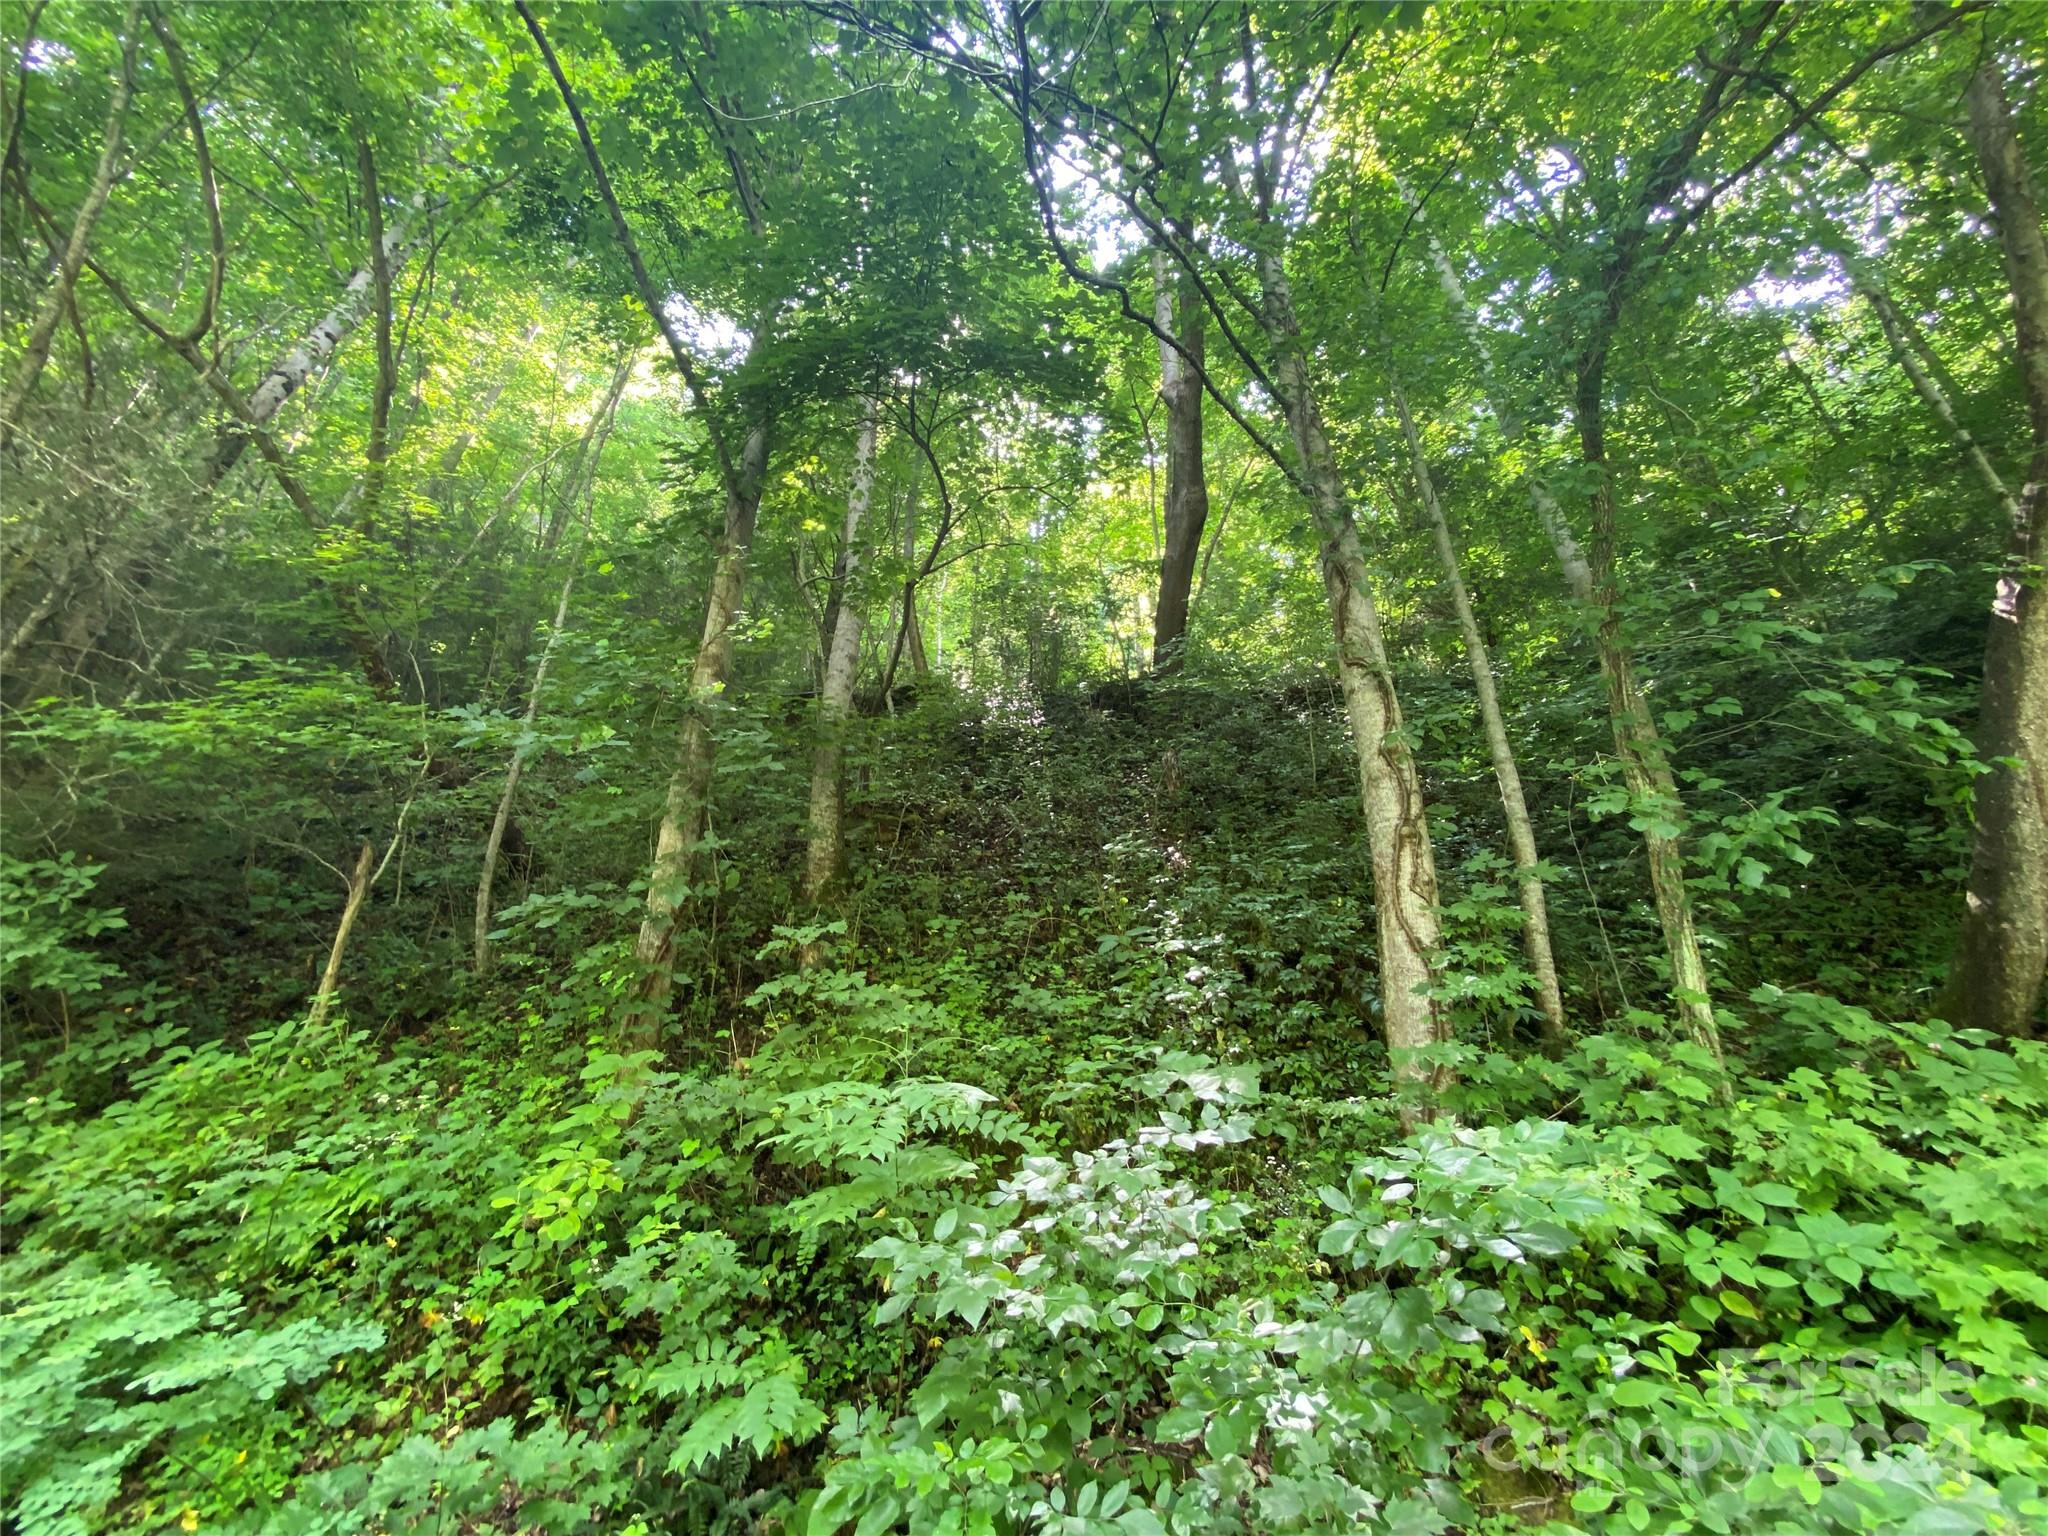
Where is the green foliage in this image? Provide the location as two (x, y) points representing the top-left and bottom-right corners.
(815, 1019), (2048, 1534)
(5, 0), (2046, 1531)
(0, 853), (127, 1008)
(0, 1259), (381, 1536)
(7, 742), (2048, 1532)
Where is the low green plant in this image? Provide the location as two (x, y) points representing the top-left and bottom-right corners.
(0, 852), (128, 1019)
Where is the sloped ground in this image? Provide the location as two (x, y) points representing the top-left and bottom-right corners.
(5, 682), (2045, 1534)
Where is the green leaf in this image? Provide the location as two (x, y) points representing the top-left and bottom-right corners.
(1379, 1287), (1437, 1359)
(1317, 1219), (1364, 1257)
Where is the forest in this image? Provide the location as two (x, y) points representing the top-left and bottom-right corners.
(1, 0), (2044, 1531)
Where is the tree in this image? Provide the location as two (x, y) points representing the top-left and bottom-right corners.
(1387, 364), (1567, 1045)
(1939, 36), (2047, 1037)
(1150, 249), (1208, 671)
(0, 0), (138, 449)
(802, 396), (880, 908)
(817, 1), (1458, 1104)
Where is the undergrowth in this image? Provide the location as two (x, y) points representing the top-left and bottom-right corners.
(5, 987), (2044, 1533)
(5, 688), (2044, 1533)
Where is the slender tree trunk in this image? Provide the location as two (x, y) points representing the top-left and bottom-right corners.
(1150, 249), (1208, 672)
(625, 421), (771, 1040)
(472, 369), (628, 973)
(1390, 377), (1567, 1045)
(21, 534), (122, 695)
(1255, 251), (1447, 1104)
(895, 471), (929, 679)
(304, 776), (415, 1027)
(542, 353), (634, 554)
(1404, 183), (1717, 1058)
(881, 443), (959, 704)
(1576, 363), (1720, 1060)
(0, 2), (138, 449)
(475, 530), (590, 973)
(224, 214), (424, 478)
(520, 0), (788, 1035)
(1865, 284), (2017, 519)
(0, 548), (70, 679)
(884, 473), (937, 708)
(308, 843), (375, 1028)
(1401, 181), (1602, 601)
(1940, 58), (2048, 1037)
(803, 399), (880, 911)
(354, 128), (397, 538)
(1188, 452), (1254, 629)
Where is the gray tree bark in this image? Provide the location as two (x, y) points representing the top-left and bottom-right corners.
(306, 790), (413, 1028)
(309, 844), (376, 1029)
(803, 398), (880, 906)
(10, 213), (430, 690)
(1150, 249), (1208, 672)
(625, 422), (771, 1038)
(1941, 57), (2048, 1037)
(1390, 375), (1567, 1045)
(1403, 180), (1718, 1060)
(231, 216), (422, 462)
(894, 471), (929, 680)
(1255, 250), (1449, 1105)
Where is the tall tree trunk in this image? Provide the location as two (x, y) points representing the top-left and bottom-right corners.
(353, 127), (397, 539)
(1390, 376), (1567, 1045)
(1941, 57), (2048, 1037)
(1404, 184), (1718, 1059)
(1255, 251), (1448, 1104)
(1575, 360), (1721, 1060)
(223, 213), (424, 479)
(803, 399), (880, 909)
(518, 0), (789, 1039)
(881, 432), (961, 704)
(0, 542), (73, 679)
(625, 421), (771, 1040)
(542, 353), (634, 554)
(0, 1), (138, 449)
(471, 575), (569, 972)
(1150, 249), (1208, 672)
(1864, 283), (2018, 519)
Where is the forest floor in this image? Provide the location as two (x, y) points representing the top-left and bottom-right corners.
(5, 683), (2046, 1535)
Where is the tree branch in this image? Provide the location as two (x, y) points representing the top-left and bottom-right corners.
(513, 0), (738, 491)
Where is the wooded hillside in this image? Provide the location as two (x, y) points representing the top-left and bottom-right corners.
(2, 3), (2044, 1532)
